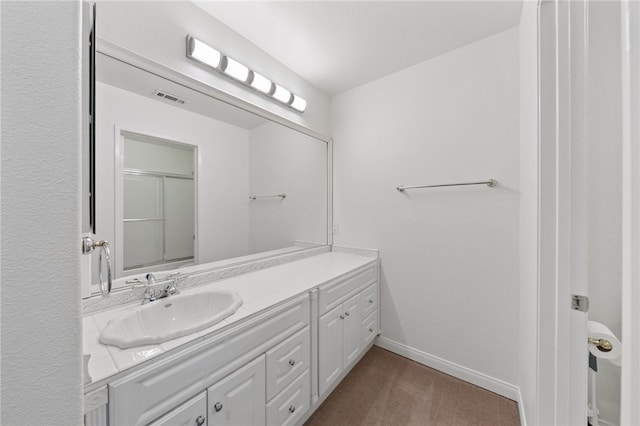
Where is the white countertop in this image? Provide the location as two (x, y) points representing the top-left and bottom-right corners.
(83, 250), (377, 387)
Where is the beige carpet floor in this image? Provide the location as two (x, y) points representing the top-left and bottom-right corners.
(305, 346), (520, 426)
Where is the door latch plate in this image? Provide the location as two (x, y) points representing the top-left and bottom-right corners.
(571, 294), (589, 312)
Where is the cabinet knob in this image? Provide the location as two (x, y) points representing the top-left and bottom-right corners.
(339, 315), (344, 320)
(369, 299), (374, 304)
(344, 311), (350, 317)
(289, 359), (296, 367)
(369, 328), (374, 333)
(195, 415), (205, 426)
(289, 405), (296, 414)
(214, 402), (223, 412)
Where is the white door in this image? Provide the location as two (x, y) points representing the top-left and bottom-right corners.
(318, 304), (343, 396)
(538, 1), (589, 424)
(342, 293), (362, 367)
(620, 1), (640, 423)
(567, 0), (590, 422)
(207, 355), (266, 426)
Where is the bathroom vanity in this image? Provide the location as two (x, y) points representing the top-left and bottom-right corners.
(81, 6), (366, 424)
(83, 249), (380, 426)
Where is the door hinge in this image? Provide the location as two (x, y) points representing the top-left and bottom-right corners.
(571, 294), (589, 312)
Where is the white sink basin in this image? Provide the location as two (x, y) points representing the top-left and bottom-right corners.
(99, 290), (242, 349)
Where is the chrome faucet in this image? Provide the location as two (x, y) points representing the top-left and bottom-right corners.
(142, 273), (180, 304)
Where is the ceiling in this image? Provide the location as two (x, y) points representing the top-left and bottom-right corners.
(193, 1), (523, 96)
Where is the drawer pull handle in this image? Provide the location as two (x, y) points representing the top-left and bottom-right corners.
(339, 315), (344, 320)
(289, 405), (296, 414)
(214, 402), (223, 412)
(195, 415), (205, 426)
(344, 312), (350, 317)
(289, 359), (296, 367)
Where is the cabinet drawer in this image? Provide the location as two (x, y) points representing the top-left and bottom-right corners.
(360, 283), (378, 319)
(318, 265), (376, 314)
(148, 392), (206, 426)
(266, 369), (310, 426)
(109, 295), (309, 426)
(266, 326), (310, 401)
(361, 311), (378, 347)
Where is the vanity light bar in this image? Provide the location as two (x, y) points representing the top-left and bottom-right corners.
(186, 35), (306, 113)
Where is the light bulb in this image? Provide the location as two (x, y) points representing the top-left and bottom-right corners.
(272, 84), (292, 104)
(222, 56), (249, 82)
(249, 71), (273, 94)
(187, 36), (221, 69)
(290, 95), (307, 112)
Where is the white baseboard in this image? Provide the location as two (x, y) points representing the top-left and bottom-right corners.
(375, 336), (521, 403)
(517, 387), (527, 426)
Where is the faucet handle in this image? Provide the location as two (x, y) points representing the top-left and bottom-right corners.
(168, 272), (185, 286)
(164, 284), (180, 296)
(126, 277), (144, 286)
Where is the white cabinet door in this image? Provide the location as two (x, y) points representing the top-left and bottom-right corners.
(318, 305), (343, 396)
(207, 355), (266, 426)
(342, 294), (362, 367)
(319, 283), (379, 397)
(148, 392), (207, 426)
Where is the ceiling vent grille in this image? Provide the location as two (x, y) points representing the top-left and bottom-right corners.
(152, 90), (186, 104)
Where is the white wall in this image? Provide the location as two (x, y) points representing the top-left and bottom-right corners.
(248, 123), (327, 252)
(587, 2), (623, 423)
(332, 28), (520, 393)
(518, 2), (539, 424)
(97, 1), (331, 137)
(95, 82), (250, 280)
(1, 2), (84, 424)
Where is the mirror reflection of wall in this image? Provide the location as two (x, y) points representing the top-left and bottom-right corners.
(88, 52), (328, 294)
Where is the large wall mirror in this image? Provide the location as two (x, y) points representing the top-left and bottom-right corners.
(86, 49), (328, 297)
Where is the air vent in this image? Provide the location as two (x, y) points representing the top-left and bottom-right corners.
(152, 90), (186, 105)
